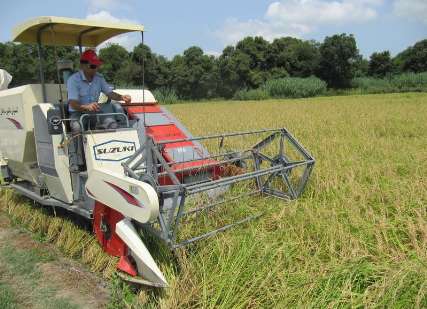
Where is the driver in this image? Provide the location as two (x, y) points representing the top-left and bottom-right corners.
(67, 49), (131, 127)
(67, 49), (132, 171)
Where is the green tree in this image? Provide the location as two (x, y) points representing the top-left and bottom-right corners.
(217, 46), (251, 98)
(131, 44), (171, 90)
(236, 37), (269, 70)
(99, 44), (130, 86)
(0, 42), (78, 86)
(43, 45), (80, 83)
(317, 34), (359, 88)
(368, 51), (393, 77)
(217, 37), (274, 98)
(0, 42), (38, 86)
(170, 46), (218, 99)
(268, 37), (320, 77)
(353, 55), (369, 77)
(235, 37), (271, 88)
(394, 39), (427, 73)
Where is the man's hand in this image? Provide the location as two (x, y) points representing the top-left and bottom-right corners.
(69, 100), (100, 112)
(82, 102), (100, 112)
(108, 92), (131, 104)
(121, 94), (131, 104)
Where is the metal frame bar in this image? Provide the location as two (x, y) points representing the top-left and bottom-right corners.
(156, 128), (281, 146)
(172, 213), (262, 248)
(10, 182), (92, 219)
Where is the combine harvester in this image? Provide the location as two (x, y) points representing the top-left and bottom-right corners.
(0, 16), (315, 287)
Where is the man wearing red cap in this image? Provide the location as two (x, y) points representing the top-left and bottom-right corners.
(67, 49), (131, 114)
(67, 49), (132, 170)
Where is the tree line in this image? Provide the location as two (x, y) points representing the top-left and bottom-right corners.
(1, 34), (426, 100)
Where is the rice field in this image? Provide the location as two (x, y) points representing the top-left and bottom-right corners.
(1, 92), (427, 308)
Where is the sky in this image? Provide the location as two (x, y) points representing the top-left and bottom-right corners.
(1, 0), (426, 59)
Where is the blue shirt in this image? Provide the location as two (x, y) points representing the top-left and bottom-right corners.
(67, 70), (113, 112)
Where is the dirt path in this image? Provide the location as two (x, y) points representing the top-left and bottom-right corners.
(0, 213), (110, 309)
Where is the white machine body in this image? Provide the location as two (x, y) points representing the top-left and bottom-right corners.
(0, 84), (66, 184)
(0, 82), (166, 286)
(0, 16), (171, 287)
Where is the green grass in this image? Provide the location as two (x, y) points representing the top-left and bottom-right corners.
(234, 77), (327, 101)
(264, 76), (327, 98)
(1, 92), (426, 307)
(352, 72), (427, 94)
(0, 283), (17, 309)
(1, 245), (55, 277)
(152, 87), (179, 104)
(0, 192), (117, 277)
(231, 73), (427, 101)
(0, 244), (82, 308)
(233, 88), (270, 101)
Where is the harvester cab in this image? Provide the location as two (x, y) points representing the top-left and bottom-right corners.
(0, 16), (315, 288)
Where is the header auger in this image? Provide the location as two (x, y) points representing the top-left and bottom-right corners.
(0, 16), (315, 287)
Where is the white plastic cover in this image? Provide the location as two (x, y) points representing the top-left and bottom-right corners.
(116, 218), (168, 287)
(0, 69), (12, 90)
(114, 89), (157, 103)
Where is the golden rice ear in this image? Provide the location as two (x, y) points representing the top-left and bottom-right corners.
(46, 217), (62, 241)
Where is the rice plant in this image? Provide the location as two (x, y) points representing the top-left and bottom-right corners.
(1, 92), (426, 308)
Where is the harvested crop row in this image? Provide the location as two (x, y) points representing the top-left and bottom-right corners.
(0, 189), (182, 307)
(0, 189), (117, 276)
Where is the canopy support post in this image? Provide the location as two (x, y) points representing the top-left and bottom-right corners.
(141, 31), (145, 104)
(140, 31), (146, 127)
(77, 27), (99, 54)
(36, 24), (52, 103)
(49, 25), (66, 119)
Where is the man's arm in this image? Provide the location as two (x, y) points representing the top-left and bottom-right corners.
(107, 91), (132, 104)
(100, 76), (132, 104)
(69, 100), (100, 112)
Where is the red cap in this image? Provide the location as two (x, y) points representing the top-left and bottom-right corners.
(80, 50), (103, 66)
